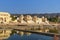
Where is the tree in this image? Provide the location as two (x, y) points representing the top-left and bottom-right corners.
(49, 28), (58, 33)
(48, 17), (58, 23)
(10, 16), (17, 21)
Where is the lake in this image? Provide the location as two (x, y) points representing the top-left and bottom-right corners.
(6, 33), (53, 40)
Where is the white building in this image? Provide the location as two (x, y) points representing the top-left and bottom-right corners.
(32, 16), (38, 24)
(33, 16), (49, 24)
(37, 18), (43, 24)
(18, 15), (26, 23)
(24, 15), (34, 24)
(18, 15), (49, 25)
(0, 12), (11, 24)
(42, 16), (49, 24)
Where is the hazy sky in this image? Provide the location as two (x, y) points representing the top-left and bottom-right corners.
(0, 0), (60, 14)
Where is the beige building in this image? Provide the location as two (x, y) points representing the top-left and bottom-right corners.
(42, 16), (49, 24)
(32, 16), (38, 23)
(24, 15), (32, 21)
(18, 15), (49, 24)
(32, 16), (49, 24)
(24, 15), (34, 24)
(0, 12), (11, 24)
(18, 15), (26, 23)
(18, 15), (24, 23)
(37, 18), (43, 24)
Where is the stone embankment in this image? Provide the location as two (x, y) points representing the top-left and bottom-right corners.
(0, 23), (60, 26)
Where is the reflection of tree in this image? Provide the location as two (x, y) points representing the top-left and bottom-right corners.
(10, 30), (17, 35)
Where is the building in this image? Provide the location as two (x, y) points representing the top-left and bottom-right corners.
(24, 15), (34, 24)
(0, 12), (11, 24)
(18, 15), (26, 23)
(37, 18), (43, 24)
(32, 16), (49, 24)
(17, 15), (49, 25)
(18, 15), (24, 23)
(32, 16), (38, 24)
(42, 16), (49, 24)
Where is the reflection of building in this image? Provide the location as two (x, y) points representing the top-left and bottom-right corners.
(0, 29), (12, 39)
(19, 31), (31, 36)
(0, 12), (11, 24)
(19, 31), (24, 36)
(25, 32), (31, 36)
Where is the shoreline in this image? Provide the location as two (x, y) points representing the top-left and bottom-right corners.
(0, 23), (60, 26)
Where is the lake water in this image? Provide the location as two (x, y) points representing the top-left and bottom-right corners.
(7, 33), (53, 40)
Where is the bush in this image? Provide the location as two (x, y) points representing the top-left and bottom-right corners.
(11, 16), (17, 21)
(49, 29), (58, 33)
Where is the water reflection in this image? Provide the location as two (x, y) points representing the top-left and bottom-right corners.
(7, 31), (53, 40)
(7, 33), (53, 40)
(0, 29), (54, 40)
(16, 31), (31, 36)
(19, 32), (31, 36)
(0, 29), (12, 39)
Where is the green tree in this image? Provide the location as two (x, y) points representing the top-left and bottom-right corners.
(48, 17), (58, 23)
(11, 16), (17, 21)
(49, 28), (58, 33)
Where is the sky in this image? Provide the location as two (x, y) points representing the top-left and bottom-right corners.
(0, 0), (60, 14)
